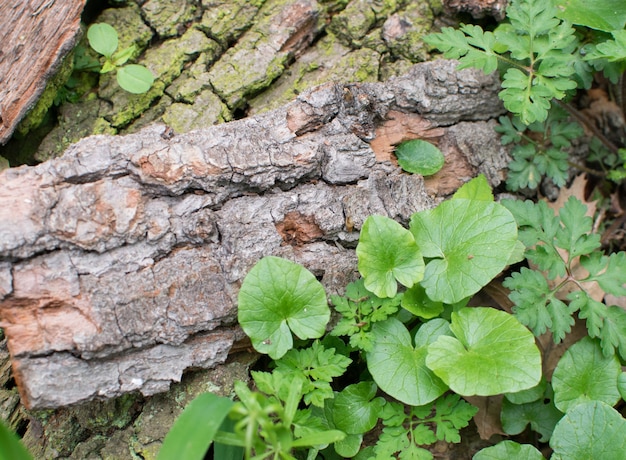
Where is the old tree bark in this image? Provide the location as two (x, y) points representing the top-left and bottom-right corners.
(0, 60), (508, 409)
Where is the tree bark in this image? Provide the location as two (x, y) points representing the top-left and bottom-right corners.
(0, 0), (85, 144)
(0, 60), (508, 409)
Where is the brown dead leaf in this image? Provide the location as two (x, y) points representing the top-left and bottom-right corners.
(464, 395), (505, 441)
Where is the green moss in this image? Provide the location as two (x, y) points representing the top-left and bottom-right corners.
(16, 50), (75, 136)
(198, 0), (267, 46)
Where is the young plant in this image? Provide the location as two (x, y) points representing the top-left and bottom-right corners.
(160, 175), (626, 458)
(86, 23), (154, 94)
(425, 0), (626, 189)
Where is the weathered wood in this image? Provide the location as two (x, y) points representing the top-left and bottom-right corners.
(0, 60), (508, 409)
(0, 0), (85, 144)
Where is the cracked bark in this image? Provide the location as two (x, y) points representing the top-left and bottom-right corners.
(0, 60), (508, 409)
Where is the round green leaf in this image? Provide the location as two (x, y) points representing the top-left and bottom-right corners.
(426, 307), (541, 396)
(87, 23), (118, 58)
(394, 139), (445, 176)
(238, 256), (330, 360)
(550, 401), (626, 460)
(552, 337), (621, 413)
(117, 65), (155, 94)
(332, 382), (384, 435)
(410, 199), (518, 304)
(452, 175), (493, 201)
(357, 215), (424, 298)
(401, 284), (443, 319)
(501, 384), (563, 442)
(555, 0), (626, 31)
(473, 441), (544, 460)
(367, 318), (450, 406)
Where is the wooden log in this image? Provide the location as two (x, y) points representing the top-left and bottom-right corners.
(0, 0), (85, 144)
(0, 60), (508, 409)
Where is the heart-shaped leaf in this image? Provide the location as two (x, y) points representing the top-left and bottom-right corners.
(238, 256), (330, 359)
(367, 318), (450, 406)
(394, 139), (445, 176)
(357, 215), (424, 298)
(552, 337), (621, 413)
(550, 401), (626, 460)
(426, 307), (541, 396)
(410, 199), (518, 303)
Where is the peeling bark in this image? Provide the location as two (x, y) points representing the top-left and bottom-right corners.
(0, 0), (85, 144)
(0, 60), (508, 409)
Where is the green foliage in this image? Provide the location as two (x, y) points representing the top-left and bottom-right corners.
(473, 440), (544, 460)
(502, 197), (626, 358)
(550, 401), (626, 460)
(394, 139), (445, 176)
(424, 0), (581, 125)
(426, 307), (541, 396)
(238, 256), (330, 359)
(330, 278), (403, 351)
(270, 340), (351, 407)
(86, 23), (154, 94)
(555, 0), (626, 31)
(409, 190), (518, 304)
(496, 111), (583, 190)
(0, 419), (32, 460)
(367, 318), (450, 406)
(375, 395), (477, 459)
(164, 175), (626, 458)
(356, 214), (424, 298)
(552, 337), (622, 413)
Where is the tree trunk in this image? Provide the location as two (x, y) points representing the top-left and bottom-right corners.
(0, 60), (508, 409)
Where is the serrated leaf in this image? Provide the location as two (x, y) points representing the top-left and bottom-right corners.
(426, 307), (542, 396)
(410, 199), (518, 304)
(332, 382), (384, 435)
(394, 139), (444, 176)
(503, 267), (555, 336)
(552, 337), (621, 413)
(357, 215), (424, 298)
(87, 23), (118, 58)
(238, 256), (330, 359)
(423, 27), (472, 60)
(550, 401), (626, 460)
(117, 64), (154, 94)
(432, 394), (477, 443)
(367, 318), (450, 406)
(586, 252), (626, 296)
(555, 196), (599, 257)
(474, 441), (544, 460)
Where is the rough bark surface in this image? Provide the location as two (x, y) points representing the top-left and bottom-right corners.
(0, 60), (508, 409)
(0, 0), (85, 144)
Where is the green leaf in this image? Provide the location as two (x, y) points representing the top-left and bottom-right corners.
(452, 175), (493, 201)
(401, 284), (443, 319)
(367, 318), (450, 406)
(550, 401), (626, 460)
(158, 392), (234, 460)
(555, 0), (626, 31)
(585, 251), (626, 296)
(112, 45), (136, 67)
(431, 394), (478, 443)
(238, 256), (330, 359)
(214, 417), (244, 460)
(473, 441), (544, 460)
(87, 23), (118, 58)
(0, 419), (32, 460)
(332, 382), (385, 435)
(501, 384), (563, 442)
(410, 199), (518, 304)
(357, 215), (424, 298)
(555, 197), (600, 257)
(552, 337), (621, 413)
(426, 307), (542, 396)
(618, 372), (626, 400)
(394, 139), (445, 176)
(117, 64), (155, 94)
(273, 340), (351, 407)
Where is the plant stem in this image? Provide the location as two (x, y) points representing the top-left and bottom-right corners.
(555, 100), (620, 155)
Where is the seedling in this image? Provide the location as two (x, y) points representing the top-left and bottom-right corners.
(87, 23), (154, 94)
